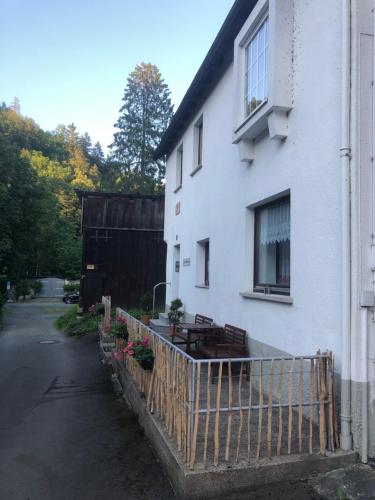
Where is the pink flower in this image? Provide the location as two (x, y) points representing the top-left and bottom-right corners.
(113, 351), (122, 361)
(141, 336), (149, 347)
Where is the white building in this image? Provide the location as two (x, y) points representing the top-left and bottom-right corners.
(155, 0), (375, 461)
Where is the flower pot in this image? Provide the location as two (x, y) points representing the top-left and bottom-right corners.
(140, 314), (152, 326)
(138, 358), (154, 371)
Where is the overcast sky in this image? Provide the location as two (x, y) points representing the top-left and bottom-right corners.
(1, 0), (234, 151)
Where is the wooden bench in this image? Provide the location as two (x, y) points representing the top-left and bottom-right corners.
(197, 323), (248, 359)
(194, 314), (213, 325)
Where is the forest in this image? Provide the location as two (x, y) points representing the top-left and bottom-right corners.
(0, 62), (173, 285)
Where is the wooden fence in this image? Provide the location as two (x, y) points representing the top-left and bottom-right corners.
(114, 308), (338, 470)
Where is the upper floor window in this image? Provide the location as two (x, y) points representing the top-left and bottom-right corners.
(254, 196), (290, 295)
(245, 16), (269, 116)
(192, 115), (203, 175)
(176, 144), (183, 189)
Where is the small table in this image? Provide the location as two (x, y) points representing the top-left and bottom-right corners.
(173, 323), (224, 354)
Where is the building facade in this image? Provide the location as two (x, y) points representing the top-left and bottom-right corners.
(156, 0), (375, 460)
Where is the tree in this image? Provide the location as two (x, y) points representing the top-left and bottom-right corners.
(110, 62), (173, 192)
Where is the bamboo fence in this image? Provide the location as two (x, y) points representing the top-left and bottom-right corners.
(113, 308), (338, 470)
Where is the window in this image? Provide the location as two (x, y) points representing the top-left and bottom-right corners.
(254, 196), (290, 295)
(196, 118), (203, 167)
(233, 0), (293, 143)
(176, 144), (183, 189)
(204, 240), (209, 286)
(245, 17), (268, 116)
(196, 239), (210, 287)
(192, 116), (203, 175)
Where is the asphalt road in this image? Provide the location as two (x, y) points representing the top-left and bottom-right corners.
(0, 301), (174, 500)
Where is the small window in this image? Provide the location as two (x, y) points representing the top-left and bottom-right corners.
(245, 16), (269, 116)
(196, 238), (210, 287)
(254, 196), (290, 295)
(176, 144), (183, 189)
(193, 116), (203, 172)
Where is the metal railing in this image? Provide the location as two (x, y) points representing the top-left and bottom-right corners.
(114, 308), (338, 469)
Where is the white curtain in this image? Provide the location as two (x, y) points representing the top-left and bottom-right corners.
(259, 202), (290, 245)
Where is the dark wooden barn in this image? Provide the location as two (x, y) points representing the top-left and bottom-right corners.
(77, 191), (166, 311)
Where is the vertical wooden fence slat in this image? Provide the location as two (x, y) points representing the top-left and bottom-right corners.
(327, 351), (335, 451)
(214, 361), (223, 466)
(225, 361), (233, 462)
(318, 354), (327, 455)
(309, 358), (315, 454)
(203, 361), (212, 467)
(256, 360), (264, 460)
(298, 357), (304, 453)
(247, 361), (253, 462)
(267, 360), (274, 458)
(236, 362), (244, 463)
(187, 362), (192, 462)
(277, 359), (284, 456)
(288, 357), (295, 454)
(190, 362), (201, 469)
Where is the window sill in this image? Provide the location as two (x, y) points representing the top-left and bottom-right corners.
(240, 292), (293, 305)
(190, 165), (203, 177)
(195, 284), (209, 289)
(174, 185), (182, 194)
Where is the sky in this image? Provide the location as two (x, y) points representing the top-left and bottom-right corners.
(1, 0), (234, 152)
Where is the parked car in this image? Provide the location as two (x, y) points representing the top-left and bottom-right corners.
(62, 292), (79, 304)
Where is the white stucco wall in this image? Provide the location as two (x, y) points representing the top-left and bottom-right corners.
(164, 0), (344, 370)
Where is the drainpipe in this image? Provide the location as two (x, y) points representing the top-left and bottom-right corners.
(340, 0), (352, 452)
(359, 302), (369, 462)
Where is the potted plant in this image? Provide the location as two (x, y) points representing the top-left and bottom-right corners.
(168, 298), (184, 335)
(123, 337), (154, 370)
(110, 316), (129, 350)
(139, 292), (153, 325)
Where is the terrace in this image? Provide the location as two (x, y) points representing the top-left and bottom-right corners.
(100, 296), (355, 498)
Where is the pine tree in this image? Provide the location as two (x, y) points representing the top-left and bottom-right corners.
(91, 141), (105, 169)
(110, 62), (173, 192)
(79, 132), (93, 160)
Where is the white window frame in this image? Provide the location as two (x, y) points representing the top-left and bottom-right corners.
(192, 115), (203, 176)
(196, 238), (210, 288)
(233, 0), (293, 145)
(175, 144), (183, 191)
(244, 15), (269, 117)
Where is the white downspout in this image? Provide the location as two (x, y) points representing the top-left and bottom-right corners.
(360, 305), (369, 462)
(340, 0), (352, 451)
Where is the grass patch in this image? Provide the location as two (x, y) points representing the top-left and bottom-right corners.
(55, 305), (98, 336)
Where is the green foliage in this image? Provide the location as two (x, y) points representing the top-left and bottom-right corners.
(55, 305), (98, 336)
(109, 62), (173, 193)
(63, 283), (80, 293)
(0, 293), (6, 310)
(0, 107), (101, 279)
(333, 488), (349, 500)
(140, 291), (153, 313)
(95, 303), (105, 315)
(15, 280), (30, 300)
(127, 309), (141, 320)
(168, 298), (184, 325)
(29, 280), (42, 295)
(110, 320), (128, 340)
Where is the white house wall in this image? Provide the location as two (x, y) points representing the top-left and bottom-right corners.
(165, 0), (343, 368)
